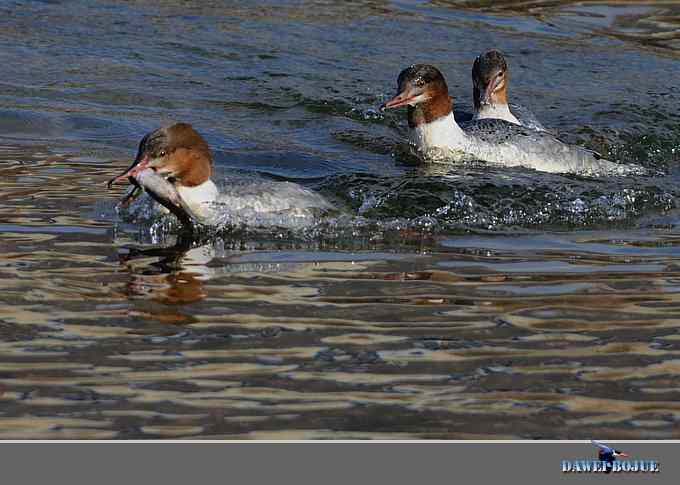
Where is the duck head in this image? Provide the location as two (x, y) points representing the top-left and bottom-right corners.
(381, 64), (452, 128)
(472, 49), (510, 110)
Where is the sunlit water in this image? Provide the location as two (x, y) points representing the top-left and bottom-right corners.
(1, 0), (680, 439)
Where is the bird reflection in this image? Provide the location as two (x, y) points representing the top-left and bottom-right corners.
(117, 234), (313, 306)
(119, 236), (211, 305)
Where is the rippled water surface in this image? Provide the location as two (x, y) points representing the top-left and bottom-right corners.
(2, 0), (680, 439)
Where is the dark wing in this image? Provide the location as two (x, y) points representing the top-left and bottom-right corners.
(460, 117), (536, 143)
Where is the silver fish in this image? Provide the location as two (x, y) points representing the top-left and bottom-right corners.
(134, 168), (198, 228)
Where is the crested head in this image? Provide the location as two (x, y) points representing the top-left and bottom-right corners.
(109, 123), (213, 188)
(134, 123), (212, 187)
(382, 64), (452, 127)
(472, 49), (510, 109)
(396, 64), (448, 94)
(473, 50), (508, 82)
(138, 123), (210, 159)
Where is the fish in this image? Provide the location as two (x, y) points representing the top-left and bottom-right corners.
(134, 168), (198, 229)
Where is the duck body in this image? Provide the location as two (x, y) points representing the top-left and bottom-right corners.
(383, 64), (643, 176)
(413, 112), (637, 175)
(205, 176), (333, 228)
(109, 123), (332, 229)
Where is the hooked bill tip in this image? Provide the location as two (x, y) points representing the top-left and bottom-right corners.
(107, 174), (131, 188)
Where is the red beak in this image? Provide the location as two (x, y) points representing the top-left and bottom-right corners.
(482, 77), (502, 106)
(106, 156), (150, 188)
(381, 90), (416, 110)
(617, 453), (629, 458)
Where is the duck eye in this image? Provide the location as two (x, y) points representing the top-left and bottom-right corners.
(159, 150), (167, 157)
(498, 72), (504, 77)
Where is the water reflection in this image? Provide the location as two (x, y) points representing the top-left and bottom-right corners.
(120, 239), (210, 305)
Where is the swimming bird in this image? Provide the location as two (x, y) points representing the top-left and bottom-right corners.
(108, 123), (219, 226)
(472, 50), (546, 132)
(108, 123), (332, 228)
(591, 440), (628, 474)
(381, 64), (642, 175)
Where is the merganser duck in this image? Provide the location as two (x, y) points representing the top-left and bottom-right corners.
(381, 64), (642, 175)
(472, 50), (546, 132)
(108, 123), (332, 228)
(108, 123), (218, 225)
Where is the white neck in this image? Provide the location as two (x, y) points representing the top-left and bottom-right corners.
(409, 112), (468, 152)
(177, 180), (219, 221)
(474, 103), (520, 125)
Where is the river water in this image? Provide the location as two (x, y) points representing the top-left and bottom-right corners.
(1, 0), (680, 439)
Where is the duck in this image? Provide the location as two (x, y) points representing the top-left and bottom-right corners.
(108, 123), (332, 229)
(108, 123), (218, 226)
(381, 64), (642, 175)
(472, 50), (546, 132)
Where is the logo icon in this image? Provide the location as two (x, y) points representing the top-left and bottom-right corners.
(561, 441), (660, 474)
(591, 440), (628, 474)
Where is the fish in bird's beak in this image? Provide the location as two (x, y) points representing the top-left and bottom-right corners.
(119, 185), (143, 207)
(106, 154), (194, 226)
(110, 165), (196, 229)
(107, 155), (148, 207)
(108, 123), (215, 231)
(134, 168), (197, 229)
(106, 155), (152, 189)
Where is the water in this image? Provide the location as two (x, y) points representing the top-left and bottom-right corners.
(1, 0), (680, 439)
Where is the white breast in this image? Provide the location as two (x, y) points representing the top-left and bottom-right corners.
(474, 103), (520, 125)
(410, 112), (469, 153)
(177, 180), (219, 221)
